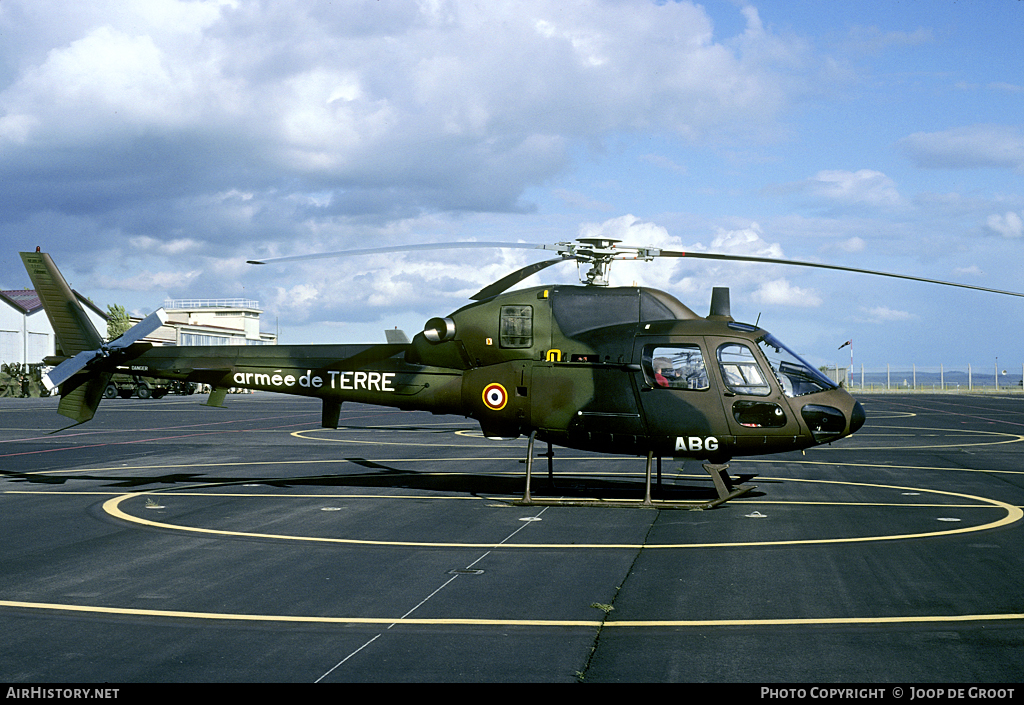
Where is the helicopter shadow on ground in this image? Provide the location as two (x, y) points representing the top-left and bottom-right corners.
(223, 458), (770, 504)
(0, 460), (767, 503)
(0, 468), (218, 488)
(228, 464), (773, 504)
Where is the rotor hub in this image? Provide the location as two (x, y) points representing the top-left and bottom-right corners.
(543, 238), (661, 286)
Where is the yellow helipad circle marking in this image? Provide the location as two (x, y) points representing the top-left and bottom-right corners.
(2, 598), (1022, 629)
(7, 461), (1024, 630)
(813, 425), (1024, 451)
(294, 426), (502, 447)
(102, 477), (1022, 549)
(744, 457), (1024, 477)
(454, 429), (487, 438)
(860, 410), (917, 419)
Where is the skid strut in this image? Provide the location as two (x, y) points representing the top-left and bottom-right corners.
(700, 462), (754, 506)
(515, 431), (754, 509)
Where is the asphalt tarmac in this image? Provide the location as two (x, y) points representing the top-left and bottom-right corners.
(1, 392), (1023, 684)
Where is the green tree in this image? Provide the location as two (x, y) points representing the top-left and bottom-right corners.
(106, 304), (132, 341)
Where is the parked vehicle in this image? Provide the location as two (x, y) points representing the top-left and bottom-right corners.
(103, 373), (197, 399)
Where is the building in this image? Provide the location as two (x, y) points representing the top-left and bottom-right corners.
(0, 289), (107, 367)
(150, 299), (277, 346)
(0, 292), (275, 368)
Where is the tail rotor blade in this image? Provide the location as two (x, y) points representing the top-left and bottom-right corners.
(107, 308), (168, 350)
(42, 350), (100, 392)
(42, 309), (167, 392)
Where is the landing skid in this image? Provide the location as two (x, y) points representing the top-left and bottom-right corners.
(512, 432), (756, 510)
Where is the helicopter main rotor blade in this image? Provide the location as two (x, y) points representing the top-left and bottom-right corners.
(247, 237), (1024, 299)
(470, 258), (567, 300)
(247, 241), (549, 265)
(657, 250), (1024, 299)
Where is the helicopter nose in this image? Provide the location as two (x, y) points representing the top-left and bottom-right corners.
(849, 401), (866, 434)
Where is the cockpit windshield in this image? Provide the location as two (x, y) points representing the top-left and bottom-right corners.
(757, 333), (838, 397)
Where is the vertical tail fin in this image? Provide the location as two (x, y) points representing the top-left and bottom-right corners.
(20, 251), (104, 356)
(21, 251), (107, 424)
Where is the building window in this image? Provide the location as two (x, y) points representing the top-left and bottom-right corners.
(180, 333), (232, 346)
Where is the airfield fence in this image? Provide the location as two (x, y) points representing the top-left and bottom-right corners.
(820, 363), (1024, 393)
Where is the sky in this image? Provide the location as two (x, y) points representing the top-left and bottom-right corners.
(1, 0), (1022, 373)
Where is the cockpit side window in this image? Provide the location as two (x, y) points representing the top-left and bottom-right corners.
(499, 305), (533, 348)
(757, 334), (837, 397)
(642, 344), (709, 390)
(717, 343), (772, 396)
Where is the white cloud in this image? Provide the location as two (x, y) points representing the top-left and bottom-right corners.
(0, 0), (842, 340)
(552, 189), (615, 212)
(639, 154), (687, 174)
(843, 26), (933, 55)
(954, 265), (984, 277)
(257, 242), (543, 324)
(898, 125), (1024, 172)
(837, 237), (866, 253)
(751, 279), (822, 307)
(268, 283), (321, 320)
(986, 211), (1024, 238)
(0, 0), (816, 218)
(709, 224), (784, 259)
(96, 269), (202, 292)
(803, 170), (903, 208)
(128, 236), (204, 255)
(578, 214), (677, 249)
(861, 305), (916, 322)
(1, 20), (236, 143)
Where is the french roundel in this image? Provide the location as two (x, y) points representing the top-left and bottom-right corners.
(482, 383), (508, 411)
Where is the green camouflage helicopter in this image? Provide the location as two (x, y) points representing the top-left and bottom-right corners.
(20, 241), (1024, 507)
